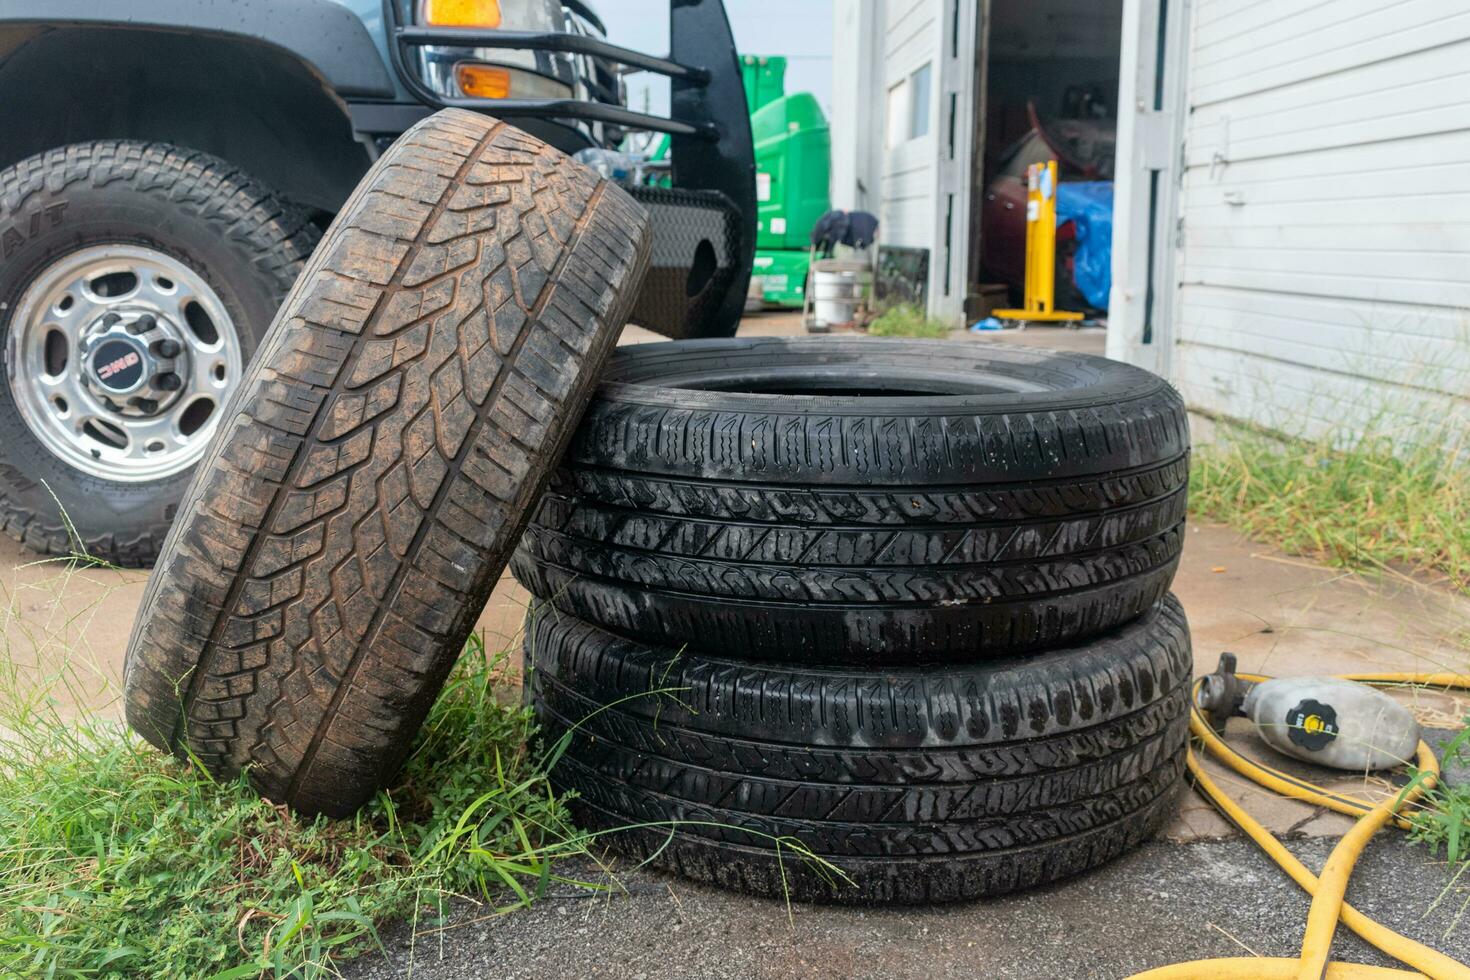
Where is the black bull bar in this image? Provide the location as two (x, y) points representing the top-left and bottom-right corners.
(385, 0), (755, 339)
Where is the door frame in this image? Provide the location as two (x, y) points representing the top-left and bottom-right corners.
(1106, 0), (1191, 378)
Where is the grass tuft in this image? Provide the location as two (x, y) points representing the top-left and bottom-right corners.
(0, 622), (586, 979)
(1409, 720), (1470, 932)
(867, 304), (953, 339)
(1190, 420), (1470, 594)
(0, 557), (851, 978)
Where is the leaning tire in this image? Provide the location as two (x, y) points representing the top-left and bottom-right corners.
(0, 141), (320, 565)
(512, 337), (1189, 663)
(123, 110), (652, 816)
(526, 595), (1192, 904)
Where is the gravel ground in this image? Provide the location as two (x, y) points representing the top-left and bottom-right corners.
(345, 835), (1470, 979)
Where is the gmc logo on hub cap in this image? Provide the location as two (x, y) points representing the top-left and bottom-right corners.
(97, 351), (140, 380)
(91, 339), (146, 391)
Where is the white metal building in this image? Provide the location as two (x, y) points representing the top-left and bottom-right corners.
(832, 0), (1470, 438)
(831, 0), (977, 324)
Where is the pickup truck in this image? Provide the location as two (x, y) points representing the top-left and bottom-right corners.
(0, 0), (753, 564)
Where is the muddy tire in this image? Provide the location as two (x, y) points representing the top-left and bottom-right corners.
(525, 595), (1192, 903)
(512, 337), (1190, 663)
(0, 142), (319, 565)
(123, 110), (652, 816)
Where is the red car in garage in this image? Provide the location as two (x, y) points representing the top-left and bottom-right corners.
(981, 109), (1115, 307)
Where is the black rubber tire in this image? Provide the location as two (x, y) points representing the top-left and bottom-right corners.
(0, 141), (320, 566)
(512, 337), (1189, 663)
(123, 110), (652, 816)
(525, 595), (1192, 904)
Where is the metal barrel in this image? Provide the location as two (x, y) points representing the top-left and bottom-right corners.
(810, 259), (872, 328)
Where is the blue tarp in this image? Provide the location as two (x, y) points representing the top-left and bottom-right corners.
(1055, 181), (1113, 310)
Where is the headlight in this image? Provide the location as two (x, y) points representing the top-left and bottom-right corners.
(416, 0), (572, 100)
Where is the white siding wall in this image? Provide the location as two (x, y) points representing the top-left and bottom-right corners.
(879, 0), (940, 250)
(832, 0), (976, 323)
(1174, 0), (1470, 439)
(830, 0), (884, 215)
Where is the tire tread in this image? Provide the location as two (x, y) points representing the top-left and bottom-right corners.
(124, 111), (651, 815)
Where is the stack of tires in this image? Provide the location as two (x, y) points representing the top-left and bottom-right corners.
(116, 110), (1194, 903)
(514, 337), (1195, 903)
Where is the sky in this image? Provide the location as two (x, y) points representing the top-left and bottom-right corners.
(592, 0), (833, 122)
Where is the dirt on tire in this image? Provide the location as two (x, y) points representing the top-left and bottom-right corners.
(123, 109), (651, 816)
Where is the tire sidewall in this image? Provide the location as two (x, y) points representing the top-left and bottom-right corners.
(563, 337), (1189, 488)
(595, 336), (1168, 416)
(0, 151), (286, 553)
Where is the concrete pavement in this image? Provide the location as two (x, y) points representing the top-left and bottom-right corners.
(344, 835), (1470, 980)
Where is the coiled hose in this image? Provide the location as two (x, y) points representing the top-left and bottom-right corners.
(1131, 671), (1470, 980)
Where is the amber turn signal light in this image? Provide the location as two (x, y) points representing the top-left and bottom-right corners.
(422, 0), (501, 28)
(455, 64), (512, 99)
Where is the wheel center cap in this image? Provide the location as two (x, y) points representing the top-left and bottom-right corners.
(90, 336), (149, 393)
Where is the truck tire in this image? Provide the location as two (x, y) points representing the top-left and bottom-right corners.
(526, 595), (1192, 903)
(0, 141), (319, 565)
(512, 337), (1189, 663)
(123, 110), (651, 816)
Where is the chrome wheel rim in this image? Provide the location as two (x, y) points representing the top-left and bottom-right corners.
(7, 245), (242, 482)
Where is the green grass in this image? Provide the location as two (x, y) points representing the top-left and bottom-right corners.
(1409, 722), (1470, 931)
(0, 546), (844, 978)
(867, 304), (953, 339)
(1193, 418), (1470, 921)
(0, 614), (592, 979)
(1190, 420), (1470, 594)
(1411, 725), (1470, 861)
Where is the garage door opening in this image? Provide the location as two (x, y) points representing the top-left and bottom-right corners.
(973, 0), (1124, 316)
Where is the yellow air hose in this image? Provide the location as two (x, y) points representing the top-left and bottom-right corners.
(1130, 671), (1470, 980)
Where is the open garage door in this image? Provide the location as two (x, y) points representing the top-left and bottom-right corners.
(1105, 0), (1188, 377)
(975, 0), (1123, 319)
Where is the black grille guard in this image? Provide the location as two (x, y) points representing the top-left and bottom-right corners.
(383, 0), (755, 338)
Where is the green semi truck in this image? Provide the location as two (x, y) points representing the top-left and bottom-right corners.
(653, 55), (831, 308)
(747, 56), (831, 308)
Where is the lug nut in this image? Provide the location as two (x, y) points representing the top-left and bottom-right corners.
(131, 397), (159, 413)
(152, 338), (182, 358)
(155, 372), (183, 391)
(127, 314), (156, 335)
(101, 312), (121, 327)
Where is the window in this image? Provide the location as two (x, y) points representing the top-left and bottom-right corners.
(909, 62), (932, 139)
(885, 79), (907, 148)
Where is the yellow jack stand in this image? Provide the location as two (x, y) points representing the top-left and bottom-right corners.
(993, 159), (1083, 323)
